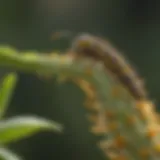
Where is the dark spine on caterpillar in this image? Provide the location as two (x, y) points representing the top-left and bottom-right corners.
(71, 34), (147, 100)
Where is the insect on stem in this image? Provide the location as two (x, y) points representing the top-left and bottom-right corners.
(70, 34), (147, 100)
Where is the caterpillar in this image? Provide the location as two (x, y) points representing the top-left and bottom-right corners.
(70, 34), (147, 100)
(50, 32), (160, 159)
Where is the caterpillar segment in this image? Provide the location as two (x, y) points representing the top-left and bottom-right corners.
(73, 78), (108, 135)
(71, 34), (147, 100)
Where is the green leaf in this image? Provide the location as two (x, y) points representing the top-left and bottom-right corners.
(0, 116), (63, 144)
(0, 73), (17, 118)
(0, 147), (22, 160)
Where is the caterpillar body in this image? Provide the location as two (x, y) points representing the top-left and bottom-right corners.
(71, 34), (147, 100)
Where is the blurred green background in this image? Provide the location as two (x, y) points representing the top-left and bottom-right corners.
(0, 0), (159, 160)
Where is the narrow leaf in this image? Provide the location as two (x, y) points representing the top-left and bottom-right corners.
(0, 73), (17, 118)
(0, 147), (22, 160)
(0, 116), (63, 144)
